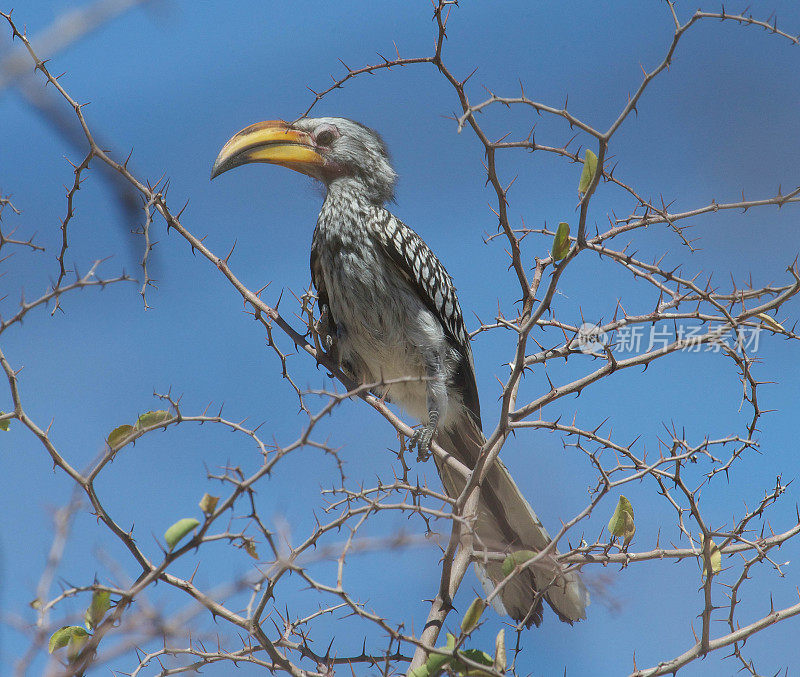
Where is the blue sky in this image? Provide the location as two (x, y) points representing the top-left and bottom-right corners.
(2, 1), (800, 675)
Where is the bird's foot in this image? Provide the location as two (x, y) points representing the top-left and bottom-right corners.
(409, 425), (435, 463)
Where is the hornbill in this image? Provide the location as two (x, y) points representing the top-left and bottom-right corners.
(211, 117), (588, 626)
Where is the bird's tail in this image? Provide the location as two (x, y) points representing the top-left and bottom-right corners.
(435, 417), (589, 627)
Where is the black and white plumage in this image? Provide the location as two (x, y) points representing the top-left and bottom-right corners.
(211, 116), (588, 627)
(311, 189), (480, 448)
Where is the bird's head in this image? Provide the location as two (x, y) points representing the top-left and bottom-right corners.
(211, 117), (396, 204)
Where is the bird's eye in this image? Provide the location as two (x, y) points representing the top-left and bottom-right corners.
(315, 125), (338, 147)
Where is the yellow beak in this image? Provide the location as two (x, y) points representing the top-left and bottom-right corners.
(210, 120), (324, 180)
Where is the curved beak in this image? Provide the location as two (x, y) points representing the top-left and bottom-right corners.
(210, 120), (324, 180)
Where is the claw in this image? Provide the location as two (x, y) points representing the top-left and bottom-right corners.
(410, 425), (435, 462)
(411, 404), (440, 463)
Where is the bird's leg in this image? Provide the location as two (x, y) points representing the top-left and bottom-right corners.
(411, 349), (448, 462)
(411, 409), (439, 463)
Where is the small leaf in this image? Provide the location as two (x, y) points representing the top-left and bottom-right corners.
(243, 538), (259, 560)
(67, 628), (90, 660)
(608, 495), (636, 546)
(408, 634), (456, 677)
(501, 550), (536, 578)
(461, 597), (486, 634)
(198, 493), (219, 515)
(494, 628), (506, 673)
(106, 424), (134, 448)
(164, 518), (200, 550)
(408, 654), (449, 677)
(135, 410), (171, 429)
(701, 536), (722, 577)
(85, 590), (111, 630)
(49, 627), (73, 653)
(29, 598), (42, 610)
(552, 222), (571, 261)
(460, 649), (494, 665)
(452, 648), (495, 676)
(756, 312), (785, 333)
(0, 411), (10, 431)
(48, 626), (89, 654)
(578, 148), (598, 194)
(407, 664), (433, 677)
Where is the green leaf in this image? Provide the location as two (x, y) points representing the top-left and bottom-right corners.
(552, 222), (571, 261)
(164, 517), (200, 550)
(494, 628), (506, 673)
(49, 627), (72, 653)
(408, 634), (455, 677)
(501, 550), (536, 578)
(198, 493), (219, 515)
(135, 410), (171, 429)
(452, 648), (495, 676)
(0, 412), (10, 431)
(85, 590), (111, 630)
(701, 536), (722, 577)
(106, 424), (134, 448)
(48, 625), (89, 654)
(461, 597), (486, 634)
(578, 148), (598, 194)
(459, 649), (493, 665)
(407, 664), (434, 677)
(408, 654), (449, 677)
(608, 495), (636, 546)
(67, 628), (90, 660)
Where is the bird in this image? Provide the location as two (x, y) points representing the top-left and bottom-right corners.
(211, 116), (588, 627)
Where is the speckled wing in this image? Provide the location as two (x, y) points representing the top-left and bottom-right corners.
(372, 209), (481, 427)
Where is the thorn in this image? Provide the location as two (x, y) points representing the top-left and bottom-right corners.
(224, 239), (237, 264)
(461, 66), (479, 86)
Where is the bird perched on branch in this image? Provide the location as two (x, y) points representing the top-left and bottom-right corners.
(211, 117), (588, 626)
